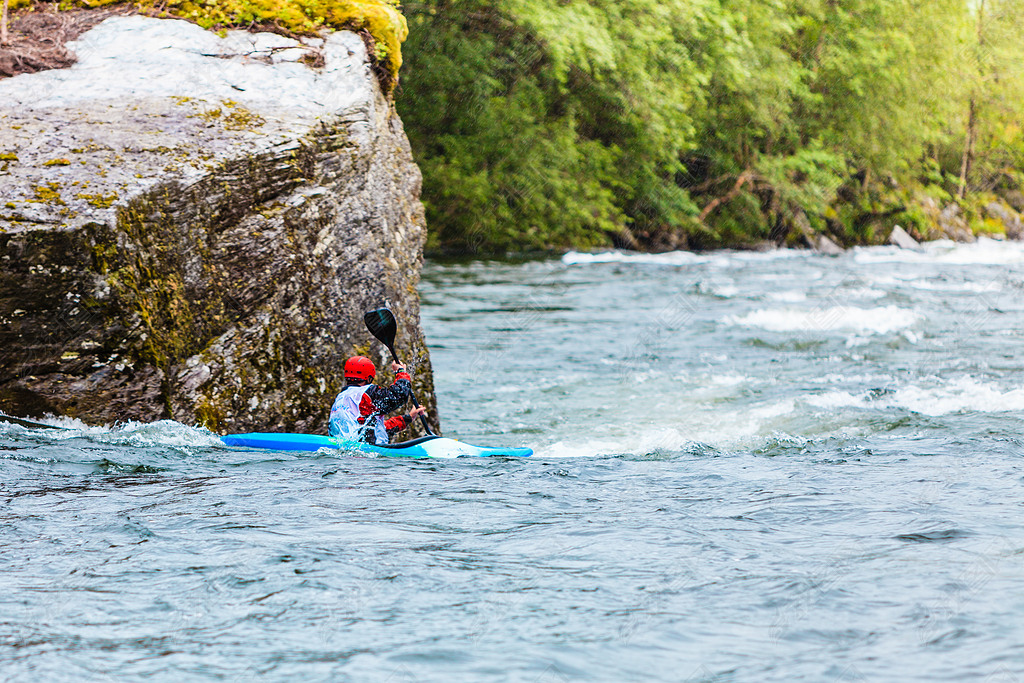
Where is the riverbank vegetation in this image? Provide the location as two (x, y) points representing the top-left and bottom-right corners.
(397, 0), (1024, 253)
(4, 0), (1022, 254)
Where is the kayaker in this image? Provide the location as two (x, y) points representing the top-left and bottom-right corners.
(328, 355), (427, 444)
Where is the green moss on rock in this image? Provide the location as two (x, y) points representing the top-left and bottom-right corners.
(31, 183), (65, 205)
(76, 192), (119, 208)
(65, 0), (408, 83)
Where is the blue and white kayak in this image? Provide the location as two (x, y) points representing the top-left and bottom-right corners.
(221, 433), (532, 459)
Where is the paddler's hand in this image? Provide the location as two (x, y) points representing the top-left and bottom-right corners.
(392, 362), (407, 374)
(409, 406), (427, 420)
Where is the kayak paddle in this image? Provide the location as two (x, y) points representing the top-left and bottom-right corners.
(363, 307), (435, 436)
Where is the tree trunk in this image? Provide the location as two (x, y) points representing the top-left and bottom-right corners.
(959, 0), (985, 200)
(699, 169), (754, 222)
(958, 98), (976, 200)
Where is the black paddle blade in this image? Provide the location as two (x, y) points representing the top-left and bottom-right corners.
(363, 307), (435, 436)
(363, 308), (397, 348)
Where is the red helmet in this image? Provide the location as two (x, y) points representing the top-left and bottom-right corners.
(344, 356), (376, 381)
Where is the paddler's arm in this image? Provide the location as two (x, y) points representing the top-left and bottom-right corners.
(365, 363), (413, 415)
(383, 406), (427, 435)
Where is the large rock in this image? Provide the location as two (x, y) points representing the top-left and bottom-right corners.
(811, 234), (844, 255)
(937, 203), (975, 243)
(984, 201), (1024, 240)
(888, 224), (923, 251)
(0, 16), (437, 434)
(917, 197), (974, 243)
(999, 189), (1024, 213)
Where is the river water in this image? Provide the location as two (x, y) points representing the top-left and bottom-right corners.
(3, 238), (1024, 681)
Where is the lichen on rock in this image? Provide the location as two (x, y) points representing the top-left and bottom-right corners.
(5, 0), (406, 86)
(0, 16), (436, 434)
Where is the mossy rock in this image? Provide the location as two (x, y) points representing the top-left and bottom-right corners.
(0, 16), (435, 434)
(63, 0), (408, 82)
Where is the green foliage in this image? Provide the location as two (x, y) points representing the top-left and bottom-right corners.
(401, 0), (630, 252)
(947, 0), (1024, 190)
(399, 0), (1024, 253)
(758, 146), (847, 217)
(702, 192), (770, 247)
(401, 0), (712, 252)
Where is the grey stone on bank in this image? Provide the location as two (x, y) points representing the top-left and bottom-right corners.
(916, 197), (975, 243)
(938, 203), (975, 243)
(0, 17), (437, 433)
(790, 208), (843, 255)
(888, 224), (923, 251)
(1000, 189), (1024, 213)
(984, 201), (1024, 240)
(812, 234), (844, 256)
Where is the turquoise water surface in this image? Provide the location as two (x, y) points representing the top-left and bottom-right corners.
(3, 239), (1024, 681)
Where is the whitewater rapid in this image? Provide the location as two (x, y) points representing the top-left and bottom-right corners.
(423, 238), (1024, 458)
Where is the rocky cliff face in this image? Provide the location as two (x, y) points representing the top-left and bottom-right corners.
(0, 16), (437, 434)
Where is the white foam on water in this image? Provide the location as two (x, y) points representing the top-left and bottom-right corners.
(707, 372), (753, 386)
(696, 278), (743, 298)
(893, 378), (1024, 415)
(869, 274), (1003, 293)
(805, 377), (1024, 416)
(0, 414), (93, 431)
(564, 239), (1020, 289)
(726, 305), (922, 335)
(537, 437), (642, 459)
(804, 391), (870, 410)
(902, 330), (921, 344)
(766, 291), (808, 303)
(844, 335), (873, 347)
(727, 249), (811, 262)
(38, 419), (225, 449)
(711, 284), (741, 298)
(911, 279), (1002, 293)
(809, 373), (897, 385)
(562, 248), (811, 268)
(683, 397), (801, 449)
(562, 250), (714, 266)
(839, 287), (887, 300)
(0, 414), (115, 437)
(535, 397), (800, 457)
(853, 237), (1024, 265)
(537, 426), (711, 459)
